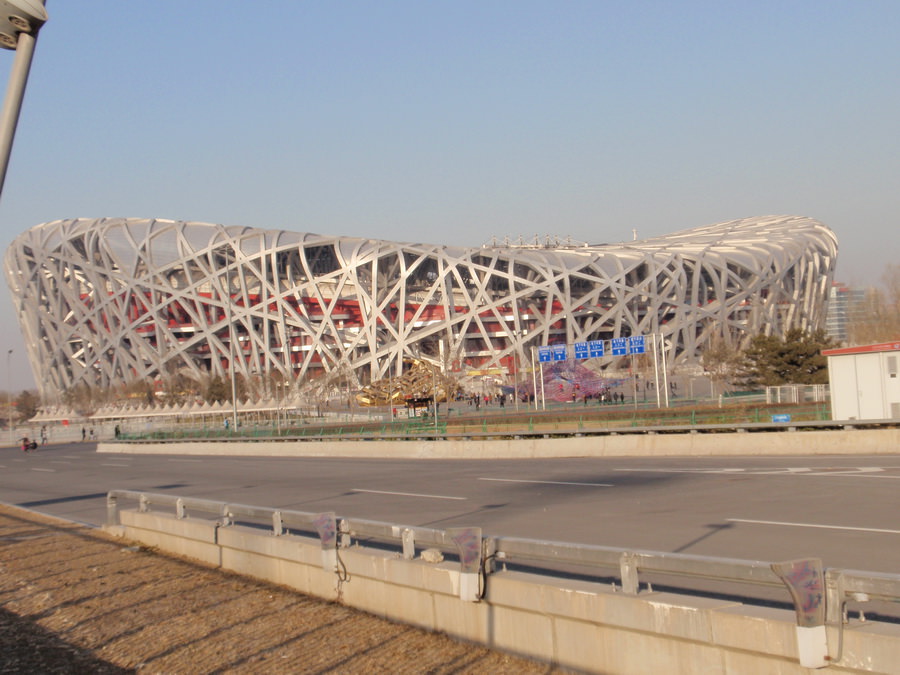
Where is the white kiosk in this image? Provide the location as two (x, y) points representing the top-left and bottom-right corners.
(823, 341), (900, 420)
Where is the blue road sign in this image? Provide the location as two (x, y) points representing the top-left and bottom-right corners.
(589, 340), (605, 357)
(772, 414), (792, 423)
(611, 338), (627, 355)
(537, 346), (552, 363)
(628, 335), (646, 354)
(552, 344), (568, 361)
(574, 342), (589, 359)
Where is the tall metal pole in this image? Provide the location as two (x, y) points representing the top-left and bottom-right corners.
(631, 353), (637, 410)
(652, 334), (661, 409)
(661, 334), (670, 408)
(6, 348), (12, 445)
(0, 2), (48, 200)
(0, 5), (47, 444)
(224, 245), (238, 430)
(530, 346), (538, 411)
(513, 348), (519, 413)
(432, 363), (438, 431)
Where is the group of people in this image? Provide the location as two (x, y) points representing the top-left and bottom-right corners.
(19, 424), (106, 451)
(593, 390), (626, 404)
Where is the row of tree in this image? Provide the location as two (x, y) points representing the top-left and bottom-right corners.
(701, 328), (836, 393)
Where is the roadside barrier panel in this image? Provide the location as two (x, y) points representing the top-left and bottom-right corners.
(105, 490), (900, 673)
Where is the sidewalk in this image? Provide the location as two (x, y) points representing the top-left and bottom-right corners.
(0, 504), (560, 673)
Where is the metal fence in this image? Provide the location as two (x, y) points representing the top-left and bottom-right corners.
(113, 415), (895, 445)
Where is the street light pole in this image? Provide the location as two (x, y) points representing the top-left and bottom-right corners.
(431, 362), (438, 431)
(0, 1), (48, 200)
(223, 244), (238, 431)
(6, 348), (12, 444)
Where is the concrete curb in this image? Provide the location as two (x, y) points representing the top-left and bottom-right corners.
(99, 427), (900, 459)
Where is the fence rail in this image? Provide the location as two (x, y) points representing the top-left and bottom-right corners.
(115, 416), (898, 445)
(106, 489), (900, 625)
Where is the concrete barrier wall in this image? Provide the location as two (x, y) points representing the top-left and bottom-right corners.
(106, 510), (900, 673)
(100, 427), (900, 459)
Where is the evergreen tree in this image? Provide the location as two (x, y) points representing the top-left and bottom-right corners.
(735, 328), (836, 387)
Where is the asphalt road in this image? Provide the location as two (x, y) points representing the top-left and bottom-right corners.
(2, 441), (899, 578)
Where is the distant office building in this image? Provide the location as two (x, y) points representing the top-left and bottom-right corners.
(825, 282), (866, 344)
(5, 215), (837, 401)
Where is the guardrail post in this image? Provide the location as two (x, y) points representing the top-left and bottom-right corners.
(825, 569), (845, 625)
(483, 536), (499, 575)
(401, 528), (415, 560)
(272, 510), (283, 536)
(106, 492), (119, 526)
(338, 519), (351, 548)
(772, 559), (829, 668)
(139, 494), (150, 513)
(619, 552), (639, 595)
(176, 498), (185, 519)
(448, 527), (482, 602)
(220, 504), (232, 527)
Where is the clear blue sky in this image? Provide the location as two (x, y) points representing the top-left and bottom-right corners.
(1, 1), (898, 390)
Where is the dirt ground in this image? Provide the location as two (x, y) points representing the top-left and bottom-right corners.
(0, 504), (563, 674)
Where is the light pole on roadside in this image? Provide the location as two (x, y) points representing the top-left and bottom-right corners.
(0, 1), (48, 200)
(6, 348), (12, 444)
(220, 243), (239, 431)
(0, 4), (48, 446)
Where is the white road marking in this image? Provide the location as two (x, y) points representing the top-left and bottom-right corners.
(803, 469), (896, 477)
(728, 518), (900, 535)
(479, 477), (614, 487)
(31, 468), (55, 473)
(616, 468), (743, 474)
(167, 459), (202, 463)
(351, 489), (466, 501)
(616, 466), (894, 477)
(101, 463), (130, 467)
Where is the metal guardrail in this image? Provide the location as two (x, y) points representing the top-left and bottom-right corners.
(106, 489), (900, 624)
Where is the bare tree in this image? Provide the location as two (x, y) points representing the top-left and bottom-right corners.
(849, 264), (900, 344)
(700, 337), (741, 396)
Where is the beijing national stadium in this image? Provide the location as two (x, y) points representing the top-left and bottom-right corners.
(4, 215), (837, 403)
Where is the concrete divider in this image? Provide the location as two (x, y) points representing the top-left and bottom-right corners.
(100, 427), (900, 459)
(105, 509), (900, 673)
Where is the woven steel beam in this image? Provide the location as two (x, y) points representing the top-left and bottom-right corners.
(4, 215), (838, 401)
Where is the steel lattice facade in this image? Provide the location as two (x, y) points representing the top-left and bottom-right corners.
(5, 215), (837, 400)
